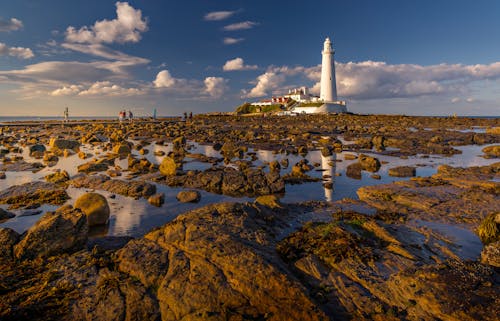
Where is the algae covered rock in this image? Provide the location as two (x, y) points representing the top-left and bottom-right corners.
(477, 212), (500, 245)
(44, 170), (70, 183)
(148, 193), (165, 207)
(255, 195), (283, 209)
(0, 208), (15, 221)
(0, 227), (19, 259)
(176, 190), (200, 203)
(159, 156), (180, 176)
(49, 138), (80, 151)
(482, 145), (500, 158)
(388, 166), (416, 177)
(359, 154), (381, 172)
(74, 192), (110, 226)
(13, 205), (88, 260)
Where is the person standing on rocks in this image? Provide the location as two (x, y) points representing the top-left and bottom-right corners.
(63, 107), (69, 123)
(128, 110), (134, 123)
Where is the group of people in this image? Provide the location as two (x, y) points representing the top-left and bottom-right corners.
(119, 110), (133, 123)
(183, 112), (193, 122)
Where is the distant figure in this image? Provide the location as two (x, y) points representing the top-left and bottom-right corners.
(153, 108), (157, 120)
(189, 112), (193, 121)
(128, 110), (133, 123)
(64, 107), (69, 122)
(183, 112), (187, 121)
(119, 110), (124, 123)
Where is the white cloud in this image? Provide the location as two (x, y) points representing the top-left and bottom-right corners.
(222, 57), (258, 71)
(244, 61), (500, 100)
(65, 2), (148, 44)
(153, 70), (176, 88)
(223, 21), (258, 31)
(0, 42), (34, 59)
(223, 37), (244, 45)
(0, 18), (23, 32)
(244, 71), (285, 98)
(204, 11), (237, 21)
(78, 81), (144, 97)
(50, 81), (144, 97)
(50, 85), (83, 96)
(204, 77), (227, 98)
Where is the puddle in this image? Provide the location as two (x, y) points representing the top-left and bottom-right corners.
(0, 138), (498, 237)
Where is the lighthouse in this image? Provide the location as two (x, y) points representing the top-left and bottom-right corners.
(320, 37), (337, 102)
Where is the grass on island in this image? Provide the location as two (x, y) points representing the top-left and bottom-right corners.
(297, 102), (325, 107)
(235, 102), (284, 114)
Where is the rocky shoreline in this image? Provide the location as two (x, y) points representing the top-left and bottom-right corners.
(0, 114), (499, 320)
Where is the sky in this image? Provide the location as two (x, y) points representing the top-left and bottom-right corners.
(0, 0), (499, 117)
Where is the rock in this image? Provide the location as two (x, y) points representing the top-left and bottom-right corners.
(77, 159), (110, 173)
(159, 156), (180, 176)
(477, 212), (499, 245)
(44, 170), (70, 183)
(49, 138), (80, 151)
(346, 162), (362, 179)
(0, 227), (19, 259)
(0, 172), (5, 179)
(154, 150), (165, 156)
(482, 145), (500, 158)
(269, 160), (281, 172)
(69, 174), (156, 198)
(112, 143), (131, 155)
(0, 208), (15, 221)
(74, 193), (110, 226)
(78, 151), (87, 159)
(255, 195), (283, 209)
(372, 135), (385, 151)
(480, 240), (500, 267)
(0, 181), (69, 209)
(29, 144), (46, 157)
(359, 154), (381, 172)
(344, 153), (357, 160)
(176, 190), (201, 203)
(371, 174), (381, 180)
(148, 193), (165, 207)
(172, 136), (186, 147)
(388, 166), (416, 177)
(486, 127), (500, 135)
(320, 146), (333, 157)
(13, 205), (88, 260)
(280, 158), (289, 168)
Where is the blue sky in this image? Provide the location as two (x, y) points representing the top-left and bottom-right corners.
(0, 0), (499, 116)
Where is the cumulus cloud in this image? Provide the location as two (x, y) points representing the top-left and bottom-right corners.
(0, 42), (34, 59)
(49, 81), (145, 97)
(222, 57), (258, 71)
(65, 2), (148, 44)
(204, 11), (237, 21)
(153, 70), (176, 88)
(0, 18), (23, 32)
(223, 21), (258, 31)
(50, 85), (83, 96)
(243, 71), (285, 98)
(223, 37), (244, 45)
(244, 61), (500, 100)
(78, 81), (144, 97)
(204, 77), (227, 98)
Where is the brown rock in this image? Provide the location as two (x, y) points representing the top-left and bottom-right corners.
(13, 205), (88, 260)
(148, 193), (165, 207)
(0, 227), (19, 259)
(176, 190), (201, 203)
(388, 166), (416, 177)
(74, 192), (110, 226)
(159, 156), (180, 176)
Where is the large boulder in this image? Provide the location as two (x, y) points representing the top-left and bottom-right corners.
(481, 240), (500, 267)
(13, 205), (88, 260)
(159, 156), (180, 176)
(74, 192), (110, 226)
(49, 138), (80, 151)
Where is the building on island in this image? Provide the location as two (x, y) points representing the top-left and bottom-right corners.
(242, 37), (347, 115)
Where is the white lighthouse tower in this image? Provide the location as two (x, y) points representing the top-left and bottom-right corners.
(320, 37), (337, 102)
